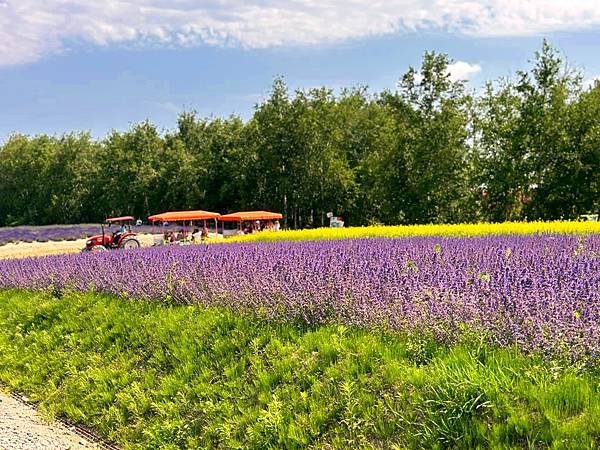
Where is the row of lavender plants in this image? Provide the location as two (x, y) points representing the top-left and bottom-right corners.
(0, 224), (156, 245)
(1, 234), (598, 360)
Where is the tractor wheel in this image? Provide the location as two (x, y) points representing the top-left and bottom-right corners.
(91, 245), (107, 252)
(121, 238), (140, 249)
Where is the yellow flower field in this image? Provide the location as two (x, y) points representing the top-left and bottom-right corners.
(222, 220), (600, 243)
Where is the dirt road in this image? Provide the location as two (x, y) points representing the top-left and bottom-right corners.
(0, 235), (155, 260)
(0, 391), (96, 449)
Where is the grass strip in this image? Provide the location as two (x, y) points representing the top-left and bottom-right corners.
(1, 289), (599, 449)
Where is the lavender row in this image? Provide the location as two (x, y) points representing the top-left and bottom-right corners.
(1, 235), (599, 360)
(0, 224), (156, 245)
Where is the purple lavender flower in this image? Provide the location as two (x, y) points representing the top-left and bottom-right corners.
(0, 234), (598, 360)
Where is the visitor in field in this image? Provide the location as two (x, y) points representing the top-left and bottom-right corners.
(111, 223), (127, 245)
(163, 231), (176, 244)
(191, 227), (200, 242)
(177, 229), (191, 242)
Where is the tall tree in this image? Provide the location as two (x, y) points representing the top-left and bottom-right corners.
(381, 52), (472, 224)
(98, 121), (165, 220)
(474, 40), (585, 221)
(1, 40), (596, 227)
(249, 77), (295, 226)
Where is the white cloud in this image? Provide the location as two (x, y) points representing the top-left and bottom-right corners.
(584, 75), (600, 89)
(2, 0), (600, 66)
(447, 61), (482, 82)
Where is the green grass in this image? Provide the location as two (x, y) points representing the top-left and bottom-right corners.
(1, 289), (599, 449)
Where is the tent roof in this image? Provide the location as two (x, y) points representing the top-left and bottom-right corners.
(148, 210), (220, 222)
(219, 211), (283, 222)
(106, 216), (134, 223)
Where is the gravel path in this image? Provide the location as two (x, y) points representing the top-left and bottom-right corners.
(0, 391), (96, 449)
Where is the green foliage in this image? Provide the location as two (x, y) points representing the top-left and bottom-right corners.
(0, 133), (100, 225)
(473, 39), (599, 221)
(378, 51), (472, 224)
(1, 289), (600, 449)
(0, 40), (599, 227)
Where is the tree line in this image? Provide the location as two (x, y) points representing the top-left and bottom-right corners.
(1, 41), (598, 228)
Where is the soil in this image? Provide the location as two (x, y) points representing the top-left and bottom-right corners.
(0, 391), (96, 449)
(0, 235), (155, 260)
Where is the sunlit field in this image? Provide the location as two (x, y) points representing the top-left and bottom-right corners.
(2, 289), (600, 449)
(0, 235), (156, 260)
(2, 233), (599, 361)
(0, 224), (156, 246)
(1, 220), (599, 448)
(223, 220), (600, 243)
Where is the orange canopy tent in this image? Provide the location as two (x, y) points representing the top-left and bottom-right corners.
(218, 211), (283, 222)
(148, 210), (221, 222)
(218, 211), (282, 236)
(148, 210), (221, 243)
(106, 216), (135, 223)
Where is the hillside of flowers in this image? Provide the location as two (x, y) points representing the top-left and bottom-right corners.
(1, 234), (599, 361)
(223, 220), (600, 243)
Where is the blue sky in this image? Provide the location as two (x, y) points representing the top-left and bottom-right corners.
(1, 1), (600, 141)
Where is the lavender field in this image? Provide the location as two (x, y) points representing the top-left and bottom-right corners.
(1, 234), (598, 361)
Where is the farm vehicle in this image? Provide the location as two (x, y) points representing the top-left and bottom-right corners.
(82, 216), (140, 252)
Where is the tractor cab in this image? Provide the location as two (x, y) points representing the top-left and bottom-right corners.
(83, 216), (141, 252)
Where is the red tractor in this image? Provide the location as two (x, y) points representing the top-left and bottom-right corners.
(82, 216), (141, 252)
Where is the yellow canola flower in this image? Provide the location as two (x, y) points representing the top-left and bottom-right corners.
(219, 220), (600, 244)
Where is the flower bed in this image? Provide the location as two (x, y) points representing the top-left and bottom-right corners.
(223, 220), (600, 243)
(1, 234), (598, 360)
